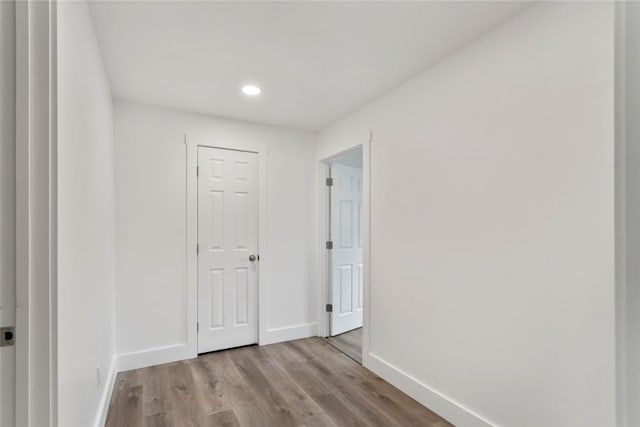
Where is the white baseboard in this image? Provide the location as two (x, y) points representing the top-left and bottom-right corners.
(116, 324), (317, 373)
(94, 356), (117, 427)
(262, 322), (318, 345)
(364, 352), (495, 427)
(117, 343), (195, 372)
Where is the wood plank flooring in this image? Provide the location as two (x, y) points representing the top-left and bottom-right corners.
(324, 328), (363, 364)
(105, 337), (453, 427)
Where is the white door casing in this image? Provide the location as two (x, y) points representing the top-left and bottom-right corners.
(0, 0), (16, 424)
(330, 164), (363, 336)
(197, 146), (259, 353)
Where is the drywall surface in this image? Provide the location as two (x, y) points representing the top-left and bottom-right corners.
(57, 1), (116, 427)
(318, 3), (615, 426)
(623, 3), (640, 426)
(114, 101), (317, 360)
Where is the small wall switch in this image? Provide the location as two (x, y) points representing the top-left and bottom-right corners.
(0, 326), (15, 347)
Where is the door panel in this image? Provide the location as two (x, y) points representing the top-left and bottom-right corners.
(330, 164), (363, 336)
(198, 147), (258, 353)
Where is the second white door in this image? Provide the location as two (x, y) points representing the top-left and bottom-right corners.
(330, 163), (363, 336)
(198, 146), (259, 353)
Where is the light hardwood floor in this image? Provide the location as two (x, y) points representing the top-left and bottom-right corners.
(105, 337), (453, 427)
(325, 327), (363, 364)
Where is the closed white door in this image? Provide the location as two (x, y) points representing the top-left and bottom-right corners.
(330, 164), (363, 336)
(198, 146), (259, 353)
(0, 0), (16, 424)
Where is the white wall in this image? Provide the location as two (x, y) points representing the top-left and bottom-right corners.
(622, 3), (640, 426)
(318, 3), (616, 427)
(114, 101), (317, 368)
(57, 2), (116, 427)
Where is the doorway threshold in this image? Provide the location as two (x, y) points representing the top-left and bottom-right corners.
(323, 327), (362, 364)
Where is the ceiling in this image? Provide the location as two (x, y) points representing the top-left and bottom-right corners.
(332, 148), (363, 169)
(89, 1), (531, 131)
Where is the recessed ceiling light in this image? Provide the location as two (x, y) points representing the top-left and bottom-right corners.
(242, 85), (261, 96)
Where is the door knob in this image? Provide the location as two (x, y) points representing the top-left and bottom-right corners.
(249, 255), (256, 262)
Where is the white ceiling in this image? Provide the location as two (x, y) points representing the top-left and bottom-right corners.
(332, 148), (363, 169)
(89, 1), (531, 131)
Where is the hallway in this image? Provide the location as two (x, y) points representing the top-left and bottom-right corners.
(105, 337), (452, 427)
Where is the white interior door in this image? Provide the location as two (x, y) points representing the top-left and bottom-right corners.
(330, 164), (363, 336)
(0, 0), (16, 424)
(198, 146), (259, 353)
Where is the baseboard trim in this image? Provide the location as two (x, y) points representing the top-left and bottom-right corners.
(116, 324), (318, 373)
(364, 353), (495, 427)
(94, 356), (117, 427)
(117, 343), (194, 372)
(262, 322), (318, 345)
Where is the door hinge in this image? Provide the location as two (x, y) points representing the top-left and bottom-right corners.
(197, 322), (199, 333)
(197, 166), (199, 177)
(326, 177), (333, 186)
(197, 244), (199, 255)
(0, 326), (15, 347)
(325, 304), (333, 313)
(326, 241), (333, 250)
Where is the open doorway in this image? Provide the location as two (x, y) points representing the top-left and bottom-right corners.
(323, 147), (364, 364)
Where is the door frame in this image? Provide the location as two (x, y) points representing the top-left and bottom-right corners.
(185, 136), (269, 355)
(318, 136), (371, 364)
(1, 0), (17, 424)
(15, 1), (58, 425)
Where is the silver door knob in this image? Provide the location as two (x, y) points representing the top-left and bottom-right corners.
(249, 255), (256, 262)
